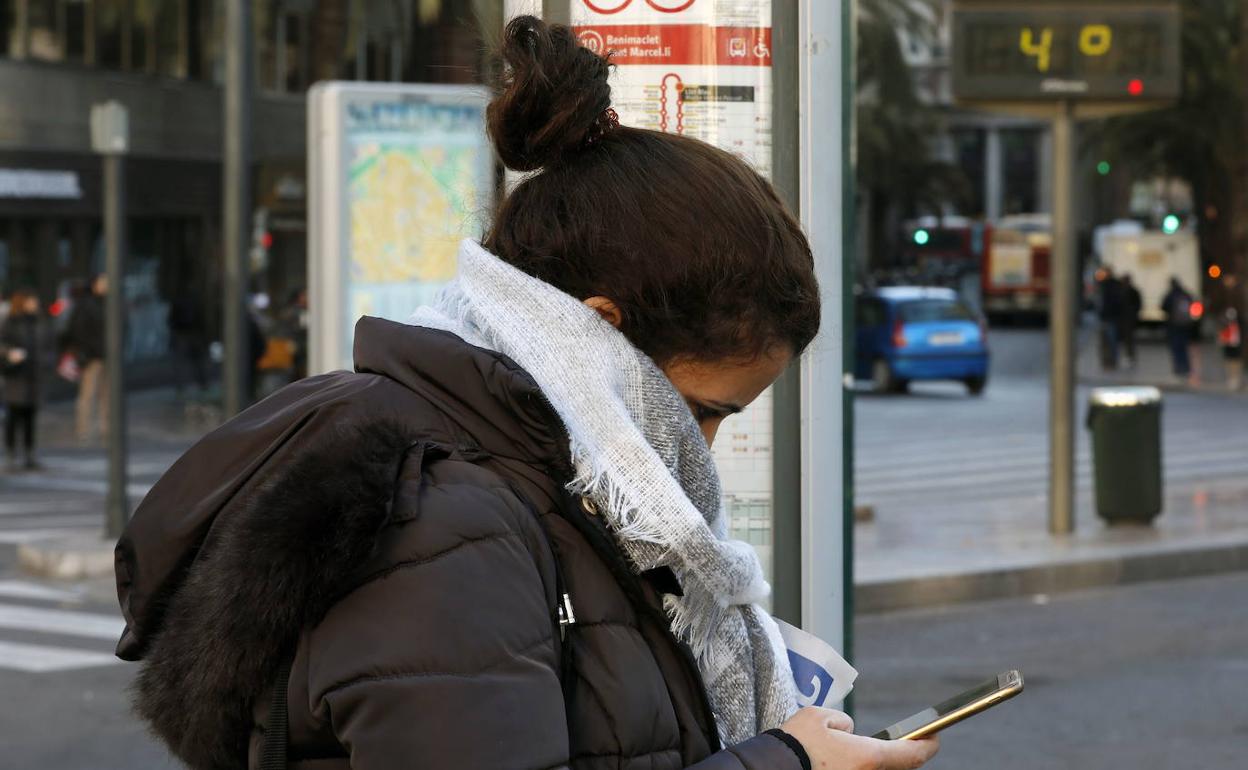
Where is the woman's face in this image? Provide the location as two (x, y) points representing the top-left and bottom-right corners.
(583, 295), (792, 446)
(662, 348), (791, 447)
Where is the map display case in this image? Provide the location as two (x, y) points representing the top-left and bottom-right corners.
(308, 82), (493, 373)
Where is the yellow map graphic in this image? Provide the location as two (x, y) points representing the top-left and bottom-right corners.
(349, 142), (478, 284)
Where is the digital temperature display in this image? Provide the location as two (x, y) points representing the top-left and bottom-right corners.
(952, 5), (1180, 101)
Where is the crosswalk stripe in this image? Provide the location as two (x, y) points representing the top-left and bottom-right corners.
(855, 436), (1248, 471)
(0, 639), (120, 673)
(0, 501), (99, 517)
(0, 514), (104, 531)
(0, 476), (154, 498)
(0, 528), (90, 544)
(0, 581), (84, 603)
(856, 446), (1248, 486)
(0, 602), (124, 640)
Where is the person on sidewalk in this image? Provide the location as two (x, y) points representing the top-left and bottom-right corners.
(1162, 277), (1194, 381)
(1097, 269), (1122, 371)
(113, 17), (937, 770)
(1118, 273), (1142, 368)
(1219, 307), (1243, 391)
(167, 288), (208, 396)
(64, 273), (109, 443)
(0, 288), (44, 470)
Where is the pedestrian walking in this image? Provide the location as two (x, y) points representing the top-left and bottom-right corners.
(64, 273), (108, 443)
(1161, 277), (1194, 381)
(1118, 273), (1142, 367)
(279, 288), (309, 380)
(113, 17), (937, 770)
(0, 288), (44, 470)
(1097, 269), (1122, 371)
(167, 288), (208, 396)
(1220, 307), (1243, 390)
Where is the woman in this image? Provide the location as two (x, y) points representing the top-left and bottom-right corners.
(115, 17), (938, 770)
(1, 288), (43, 470)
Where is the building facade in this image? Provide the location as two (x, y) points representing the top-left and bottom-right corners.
(903, 1), (1052, 222)
(0, 0), (492, 365)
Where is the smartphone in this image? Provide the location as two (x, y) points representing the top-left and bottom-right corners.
(871, 670), (1024, 740)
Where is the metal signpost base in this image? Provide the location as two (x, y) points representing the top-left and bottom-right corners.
(104, 154), (128, 539)
(1049, 100), (1076, 535)
(223, 0), (253, 417)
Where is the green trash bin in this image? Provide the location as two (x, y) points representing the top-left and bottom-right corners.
(1086, 386), (1163, 524)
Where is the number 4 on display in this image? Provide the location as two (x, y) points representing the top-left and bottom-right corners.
(1020, 24), (1113, 73)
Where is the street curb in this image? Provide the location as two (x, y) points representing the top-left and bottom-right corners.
(17, 533), (115, 580)
(1077, 374), (1247, 398)
(855, 540), (1248, 613)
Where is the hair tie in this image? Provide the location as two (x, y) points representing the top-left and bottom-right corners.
(586, 108), (620, 146)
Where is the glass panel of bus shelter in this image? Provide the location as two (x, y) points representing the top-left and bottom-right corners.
(567, 0), (777, 580)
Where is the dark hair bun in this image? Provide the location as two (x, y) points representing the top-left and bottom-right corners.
(488, 15), (612, 172)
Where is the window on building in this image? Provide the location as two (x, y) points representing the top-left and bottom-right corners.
(155, 0), (184, 77)
(0, 1), (14, 57)
(132, 1), (154, 72)
(1002, 129), (1040, 215)
(281, 12), (306, 91)
(27, 0), (64, 61)
(95, 0), (125, 69)
(66, 0), (87, 62)
(254, 0), (277, 91)
(186, 0), (221, 83)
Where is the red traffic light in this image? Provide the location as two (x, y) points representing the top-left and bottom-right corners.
(1128, 79), (1144, 96)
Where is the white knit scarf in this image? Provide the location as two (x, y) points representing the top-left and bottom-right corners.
(410, 240), (797, 745)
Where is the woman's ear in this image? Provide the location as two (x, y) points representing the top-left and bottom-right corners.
(583, 296), (623, 329)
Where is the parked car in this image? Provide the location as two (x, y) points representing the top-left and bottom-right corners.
(855, 286), (990, 395)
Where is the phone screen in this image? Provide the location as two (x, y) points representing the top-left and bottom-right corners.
(871, 674), (1016, 740)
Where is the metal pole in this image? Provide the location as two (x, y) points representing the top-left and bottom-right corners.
(104, 154), (128, 539)
(1049, 101), (1076, 535)
(223, 0), (252, 417)
(798, 0), (849, 658)
(770, 0), (801, 626)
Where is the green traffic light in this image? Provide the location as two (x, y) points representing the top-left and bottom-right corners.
(914, 229), (930, 246)
(1162, 214), (1181, 234)
(1097, 161), (1111, 175)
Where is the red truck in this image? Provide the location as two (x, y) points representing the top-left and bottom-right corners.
(981, 213), (1051, 320)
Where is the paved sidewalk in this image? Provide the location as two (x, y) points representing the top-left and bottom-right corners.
(856, 328), (1248, 612)
(1077, 325), (1244, 395)
(0, 389), (213, 554)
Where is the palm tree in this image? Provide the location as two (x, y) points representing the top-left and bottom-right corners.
(857, 0), (970, 271)
(1091, 0), (1243, 309)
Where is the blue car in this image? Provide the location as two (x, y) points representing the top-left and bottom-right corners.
(855, 287), (990, 395)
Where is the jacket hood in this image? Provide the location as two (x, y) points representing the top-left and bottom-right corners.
(115, 317), (567, 770)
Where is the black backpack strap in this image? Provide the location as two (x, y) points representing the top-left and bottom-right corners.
(259, 656), (294, 770)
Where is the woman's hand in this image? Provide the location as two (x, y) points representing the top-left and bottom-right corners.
(781, 706), (940, 770)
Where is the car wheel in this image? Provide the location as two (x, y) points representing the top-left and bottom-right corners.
(966, 376), (987, 396)
(872, 359), (898, 394)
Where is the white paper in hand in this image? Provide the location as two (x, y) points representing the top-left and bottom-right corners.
(774, 618), (858, 708)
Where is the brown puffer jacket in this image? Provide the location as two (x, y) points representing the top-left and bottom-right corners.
(115, 317), (804, 770)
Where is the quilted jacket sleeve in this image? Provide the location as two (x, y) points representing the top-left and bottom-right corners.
(686, 732), (807, 770)
(305, 475), (572, 769)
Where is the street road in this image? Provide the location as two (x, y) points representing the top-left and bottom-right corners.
(1, 567), (1243, 768)
(853, 572), (1248, 769)
(855, 328), (1248, 522)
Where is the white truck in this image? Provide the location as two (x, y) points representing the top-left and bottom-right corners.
(1097, 228), (1201, 322)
